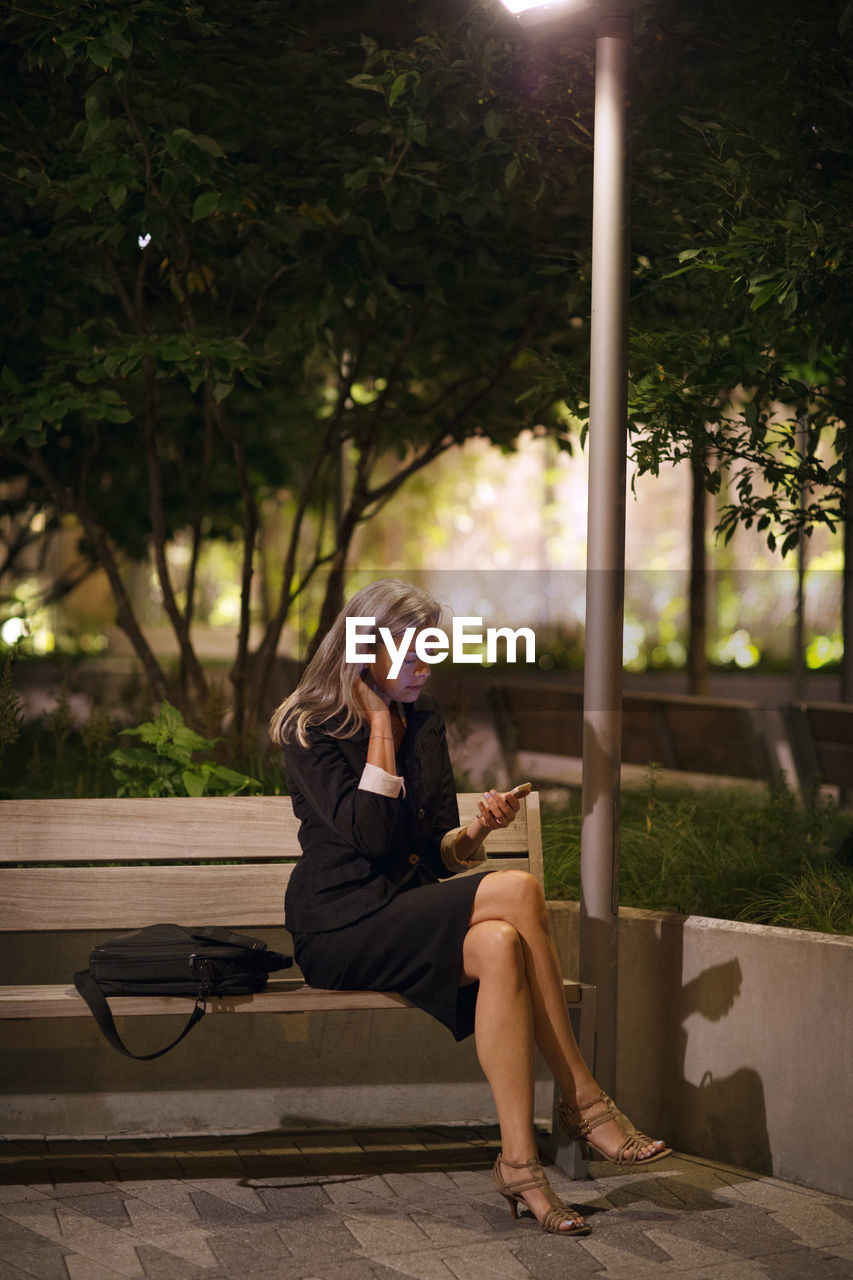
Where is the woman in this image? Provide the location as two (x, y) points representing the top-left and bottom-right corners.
(270, 579), (669, 1238)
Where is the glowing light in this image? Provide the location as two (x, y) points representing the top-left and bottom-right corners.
(31, 627), (55, 655)
(715, 629), (760, 670)
(806, 635), (842, 670)
(500, 0), (591, 18)
(1, 617), (27, 646)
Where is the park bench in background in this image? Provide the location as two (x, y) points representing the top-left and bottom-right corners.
(0, 792), (593, 1175)
(489, 681), (777, 788)
(782, 702), (853, 801)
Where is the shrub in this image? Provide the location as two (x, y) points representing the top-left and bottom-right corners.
(108, 700), (263, 797)
(542, 772), (853, 935)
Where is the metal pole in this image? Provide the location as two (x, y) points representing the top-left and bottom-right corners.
(579, 13), (630, 1093)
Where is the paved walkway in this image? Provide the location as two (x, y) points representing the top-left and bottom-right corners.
(2, 1126), (852, 1280)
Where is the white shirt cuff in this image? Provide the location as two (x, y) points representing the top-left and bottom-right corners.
(440, 825), (488, 873)
(359, 762), (405, 798)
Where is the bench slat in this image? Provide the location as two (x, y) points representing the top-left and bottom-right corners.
(490, 682), (775, 782)
(0, 857), (533, 931)
(0, 982), (410, 1018)
(0, 796), (300, 863)
(0, 978), (586, 1019)
(2, 864), (292, 930)
(0, 794), (532, 864)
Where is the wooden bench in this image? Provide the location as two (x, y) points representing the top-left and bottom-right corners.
(0, 791), (593, 1174)
(489, 682), (777, 787)
(782, 702), (853, 801)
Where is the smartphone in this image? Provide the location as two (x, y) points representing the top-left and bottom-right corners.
(509, 782), (532, 798)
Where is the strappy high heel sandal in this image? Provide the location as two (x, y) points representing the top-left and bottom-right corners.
(493, 1154), (590, 1236)
(558, 1091), (672, 1166)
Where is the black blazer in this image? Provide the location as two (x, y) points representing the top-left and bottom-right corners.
(281, 693), (461, 933)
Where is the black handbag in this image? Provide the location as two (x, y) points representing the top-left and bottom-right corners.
(73, 923), (292, 1060)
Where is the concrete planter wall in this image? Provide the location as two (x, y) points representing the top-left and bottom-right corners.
(548, 902), (853, 1201)
(2, 906), (851, 1199)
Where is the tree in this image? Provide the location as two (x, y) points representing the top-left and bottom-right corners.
(625, 0), (852, 544)
(1, 0), (594, 730)
(627, 0), (853, 693)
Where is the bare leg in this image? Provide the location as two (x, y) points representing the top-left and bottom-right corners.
(462, 919), (585, 1232)
(469, 870), (666, 1161)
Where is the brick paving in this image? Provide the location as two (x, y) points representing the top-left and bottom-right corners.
(1, 1126), (852, 1280)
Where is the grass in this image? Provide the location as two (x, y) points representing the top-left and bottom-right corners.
(541, 771), (853, 935)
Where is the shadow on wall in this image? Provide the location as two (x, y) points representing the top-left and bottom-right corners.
(577, 719), (770, 1174)
(650, 921), (768, 1172)
(673, 957), (772, 1174)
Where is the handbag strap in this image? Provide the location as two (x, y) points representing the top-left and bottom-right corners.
(73, 969), (207, 1061)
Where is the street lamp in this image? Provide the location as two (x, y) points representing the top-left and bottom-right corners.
(499, 0), (632, 1094)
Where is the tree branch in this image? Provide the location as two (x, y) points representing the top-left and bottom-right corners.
(366, 335), (528, 505)
(0, 519), (41, 580)
(211, 394), (260, 733)
(22, 447), (168, 701)
(236, 262), (295, 343)
(142, 358), (208, 707)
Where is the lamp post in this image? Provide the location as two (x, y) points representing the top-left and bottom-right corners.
(500, 0), (631, 1093)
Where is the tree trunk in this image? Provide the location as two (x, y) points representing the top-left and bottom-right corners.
(838, 363), (853, 805)
(215, 400), (260, 738)
(842, 359), (853, 704)
(687, 453), (710, 696)
(308, 562), (346, 663)
(305, 484), (369, 663)
(792, 414), (808, 703)
(143, 364), (208, 711)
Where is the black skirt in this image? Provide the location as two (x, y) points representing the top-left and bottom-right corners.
(291, 870), (492, 1042)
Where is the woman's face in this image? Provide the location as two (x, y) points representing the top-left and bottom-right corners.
(370, 633), (430, 704)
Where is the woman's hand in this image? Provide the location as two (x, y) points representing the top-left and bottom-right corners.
(355, 672), (397, 776)
(451, 788), (521, 866)
(476, 788), (521, 832)
(354, 671), (391, 721)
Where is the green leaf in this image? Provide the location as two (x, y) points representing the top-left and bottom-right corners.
(108, 183), (127, 210)
(484, 110), (502, 139)
(345, 73), (385, 94)
(344, 168), (369, 190)
(84, 114), (112, 146)
(191, 191), (220, 220)
(167, 128), (190, 158)
(189, 133), (226, 158)
(54, 32), (80, 54)
(504, 157), (519, 187)
(182, 770), (206, 796)
(103, 31), (132, 58)
(749, 280), (780, 310)
(388, 74), (407, 106)
(87, 40), (114, 70)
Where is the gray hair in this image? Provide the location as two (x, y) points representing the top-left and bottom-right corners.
(270, 578), (444, 747)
